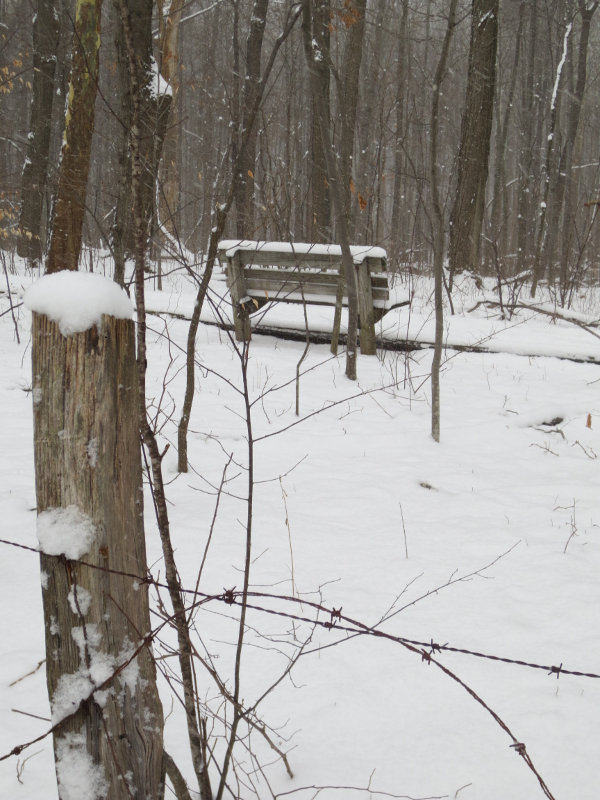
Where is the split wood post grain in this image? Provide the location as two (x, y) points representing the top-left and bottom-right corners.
(32, 311), (164, 799)
(356, 260), (376, 355)
(226, 251), (252, 341)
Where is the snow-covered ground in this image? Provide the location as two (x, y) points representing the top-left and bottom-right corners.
(1, 260), (600, 799)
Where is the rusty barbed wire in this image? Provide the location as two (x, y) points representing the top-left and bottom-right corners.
(1, 536), (598, 683)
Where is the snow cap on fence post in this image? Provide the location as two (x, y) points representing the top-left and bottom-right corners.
(24, 272), (133, 336)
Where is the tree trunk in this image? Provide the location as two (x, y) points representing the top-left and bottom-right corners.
(331, 0), (368, 353)
(431, 0), (459, 442)
(448, 0), (499, 287)
(489, 0), (524, 257)
(113, 0), (171, 287)
(157, 0), (185, 240)
(117, 0), (211, 794)
(46, 0), (104, 274)
(516, 0), (538, 274)
(530, 16), (573, 297)
(553, 1), (597, 294)
(17, 0), (60, 267)
(32, 311), (164, 799)
(303, 0), (358, 378)
(356, 0), (387, 245)
(308, 0), (331, 243)
(112, 0), (135, 287)
(235, 0), (270, 237)
(390, 0), (409, 258)
(338, 0), (367, 234)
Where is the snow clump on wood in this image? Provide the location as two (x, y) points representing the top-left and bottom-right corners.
(67, 585), (92, 616)
(37, 505), (96, 560)
(51, 625), (140, 724)
(24, 271), (133, 336)
(55, 731), (108, 800)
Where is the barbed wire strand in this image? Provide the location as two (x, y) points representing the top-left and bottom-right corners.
(0, 546), (562, 797)
(1, 536), (598, 681)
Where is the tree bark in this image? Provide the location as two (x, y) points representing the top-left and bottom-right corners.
(552, 1), (597, 295)
(17, 0), (60, 267)
(530, 16), (573, 297)
(356, 0), (387, 245)
(338, 0), (367, 234)
(390, 0), (409, 257)
(489, 0), (524, 259)
(448, 0), (499, 287)
(431, 0), (459, 443)
(112, 0), (171, 286)
(235, 0), (270, 237)
(308, 0), (331, 243)
(46, 0), (104, 274)
(516, 0), (538, 274)
(157, 0), (185, 239)
(163, 751), (193, 800)
(331, 0), (368, 353)
(303, 0), (358, 378)
(32, 312), (164, 799)
(117, 1), (212, 796)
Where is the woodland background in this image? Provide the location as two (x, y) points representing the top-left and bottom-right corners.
(0, 0), (599, 300)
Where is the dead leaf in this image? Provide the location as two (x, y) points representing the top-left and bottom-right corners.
(358, 193), (367, 211)
(587, 414), (592, 429)
(349, 179), (356, 195)
(248, 170), (254, 179)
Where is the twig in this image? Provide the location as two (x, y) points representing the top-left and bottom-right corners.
(399, 501), (408, 558)
(9, 659), (45, 686)
(0, 248), (20, 344)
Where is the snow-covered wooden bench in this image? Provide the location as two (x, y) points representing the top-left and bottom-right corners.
(217, 240), (408, 354)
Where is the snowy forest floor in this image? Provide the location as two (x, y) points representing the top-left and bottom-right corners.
(1, 257), (600, 799)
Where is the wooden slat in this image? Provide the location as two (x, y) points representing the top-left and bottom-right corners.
(243, 269), (389, 288)
(245, 269), (340, 286)
(238, 251), (340, 269)
(245, 278), (389, 302)
(236, 250), (386, 273)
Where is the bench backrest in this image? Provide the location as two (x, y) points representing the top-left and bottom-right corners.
(218, 241), (389, 306)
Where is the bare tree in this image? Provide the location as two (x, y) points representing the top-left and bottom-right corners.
(46, 0), (105, 274)
(17, 0), (60, 268)
(303, 0), (359, 379)
(448, 0), (499, 287)
(235, 0), (270, 237)
(307, 0), (332, 243)
(530, 11), (573, 297)
(177, 3), (303, 472)
(431, 0), (459, 443)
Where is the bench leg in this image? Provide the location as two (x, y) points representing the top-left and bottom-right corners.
(227, 254), (252, 342)
(356, 262), (377, 355)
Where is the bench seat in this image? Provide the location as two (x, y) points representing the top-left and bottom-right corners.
(217, 240), (408, 353)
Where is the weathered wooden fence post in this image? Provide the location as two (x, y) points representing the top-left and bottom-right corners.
(26, 273), (164, 800)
